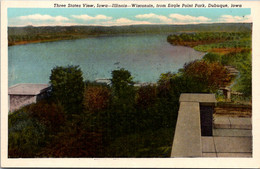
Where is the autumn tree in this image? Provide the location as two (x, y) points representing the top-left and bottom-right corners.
(84, 86), (111, 113)
(183, 60), (233, 92)
(136, 85), (157, 109)
(28, 100), (65, 132)
(40, 123), (103, 157)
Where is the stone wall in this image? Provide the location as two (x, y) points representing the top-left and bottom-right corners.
(171, 93), (216, 157)
(9, 95), (36, 113)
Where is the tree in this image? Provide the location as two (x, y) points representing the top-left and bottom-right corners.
(111, 68), (135, 102)
(136, 85), (157, 109)
(183, 60), (233, 92)
(49, 65), (85, 115)
(110, 68), (136, 136)
(235, 52), (252, 97)
(84, 86), (111, 113)
(39, 123), (103, 157)
(28, 100), (65, 132)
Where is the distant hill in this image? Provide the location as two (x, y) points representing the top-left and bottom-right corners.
(8, 23), (252, 46)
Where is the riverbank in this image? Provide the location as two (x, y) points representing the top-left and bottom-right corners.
(8, 32), (172, 46)
(8, 38), (74, 46)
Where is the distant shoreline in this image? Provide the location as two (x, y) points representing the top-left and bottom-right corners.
(8, 23), (251, 46)
(8, 32), (171, 46)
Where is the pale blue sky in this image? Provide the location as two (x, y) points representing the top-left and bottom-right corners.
(8, 8), (251, 26)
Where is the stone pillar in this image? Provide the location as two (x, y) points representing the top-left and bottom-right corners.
(227, 89), (231, 101)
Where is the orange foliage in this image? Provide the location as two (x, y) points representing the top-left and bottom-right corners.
(184, 60), (233, 91)
(210, 47), (244, 55)
(84, 86), (111, 113)
(136, 85), (157, 108)
(28, 100), (65, 131)
(40, 127), (103, 157)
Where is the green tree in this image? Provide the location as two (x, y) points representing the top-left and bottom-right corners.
(111, 68), (135, 102)
(235, 52), (252, 97)
(49, 65), (85, 115)
(110, 68), (136, 136)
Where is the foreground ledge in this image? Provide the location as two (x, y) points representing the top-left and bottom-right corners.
(171, 93), (216, 157)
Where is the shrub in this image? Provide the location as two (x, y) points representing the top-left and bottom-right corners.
(28, 100), (65, 131)
(203, 53), (222, 63)
(39, 124), (103, 157)
(8, 111), (46, 157)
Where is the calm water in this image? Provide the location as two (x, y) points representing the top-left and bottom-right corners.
(8, 34), (205, 86)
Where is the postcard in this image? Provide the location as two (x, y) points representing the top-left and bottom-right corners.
(1, 0), (260, 168)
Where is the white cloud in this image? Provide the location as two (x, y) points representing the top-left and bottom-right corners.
(135, 13), (172, 23)
(218, 15), (251, 23)
(11, 13), (251, 27)
(19, 14), (69, 22)
(71, 14), (112, 20)
(169, 14), (211, 22)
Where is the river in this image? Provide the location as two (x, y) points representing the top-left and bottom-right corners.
(8, 34), (205, 86)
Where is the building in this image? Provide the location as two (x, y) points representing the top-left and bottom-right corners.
(8, 83), (51, 113)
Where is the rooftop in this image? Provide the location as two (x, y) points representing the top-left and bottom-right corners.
(8, 83), (50, 95)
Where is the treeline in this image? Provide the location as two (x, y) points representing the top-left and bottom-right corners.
(8, 23), (251, 46)
(167, 32), (251, 47)
(8, 60), (234, 157)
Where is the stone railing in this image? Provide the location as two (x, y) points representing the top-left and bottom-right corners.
(171, 93), (216, 157)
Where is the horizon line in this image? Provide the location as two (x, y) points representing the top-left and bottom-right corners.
(8, 22), (253, 28)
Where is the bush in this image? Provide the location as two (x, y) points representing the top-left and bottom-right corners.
(8, 111), (46, 157)
(28, 100), (65, 132)
(203, 53), (222, 63)
(39, 124), (103, 157)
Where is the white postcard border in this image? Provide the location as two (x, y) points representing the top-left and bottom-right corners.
(1, 1), (260, 168)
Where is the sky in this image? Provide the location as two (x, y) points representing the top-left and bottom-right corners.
(8, 8), (251, 27)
